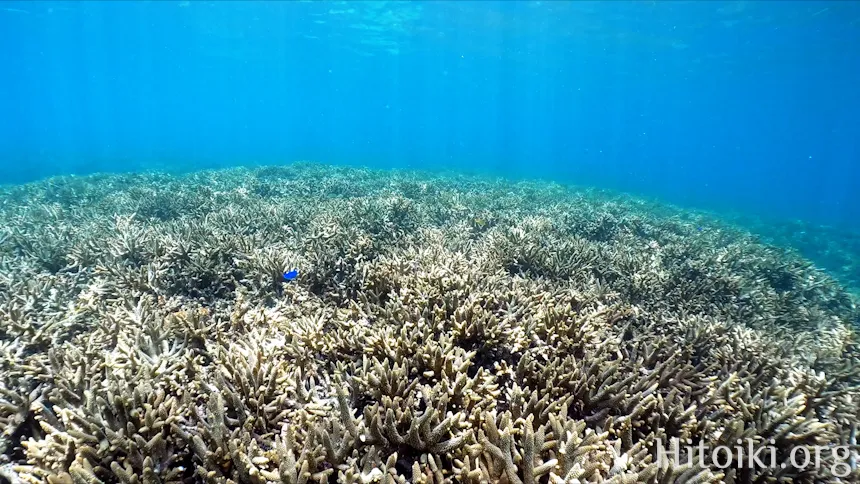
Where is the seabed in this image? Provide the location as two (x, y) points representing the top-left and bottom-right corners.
(0, 162), (858, 483)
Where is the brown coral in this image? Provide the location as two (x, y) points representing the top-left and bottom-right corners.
(0, 162), (858, 483)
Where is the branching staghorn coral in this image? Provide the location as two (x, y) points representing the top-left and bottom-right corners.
(0, 162), (858, 483)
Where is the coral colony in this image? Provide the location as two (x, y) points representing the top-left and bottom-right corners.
(0, 162), (858, 483)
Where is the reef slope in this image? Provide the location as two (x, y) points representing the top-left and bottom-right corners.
(0, 163), (858, 483)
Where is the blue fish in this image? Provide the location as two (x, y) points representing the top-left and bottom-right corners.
(283, 269), (299, 281)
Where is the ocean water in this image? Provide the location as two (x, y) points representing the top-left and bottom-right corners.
(2, 1), (859, 227)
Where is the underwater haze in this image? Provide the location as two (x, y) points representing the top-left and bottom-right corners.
(1, 0), (859, 228)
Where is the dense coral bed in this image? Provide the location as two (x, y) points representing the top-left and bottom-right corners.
(728, 218), (860, 296)
(0, 162), (858, 483)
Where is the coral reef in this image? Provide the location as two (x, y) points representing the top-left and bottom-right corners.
(0, 162), (858, 483)
(728, 216), (860, 296)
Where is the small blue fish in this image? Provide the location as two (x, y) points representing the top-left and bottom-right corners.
(283, 269), (299, 282)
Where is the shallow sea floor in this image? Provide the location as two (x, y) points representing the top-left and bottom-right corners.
(0, 163), (858, 483)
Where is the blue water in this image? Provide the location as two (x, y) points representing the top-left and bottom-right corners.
(1, 1), (858, 228)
